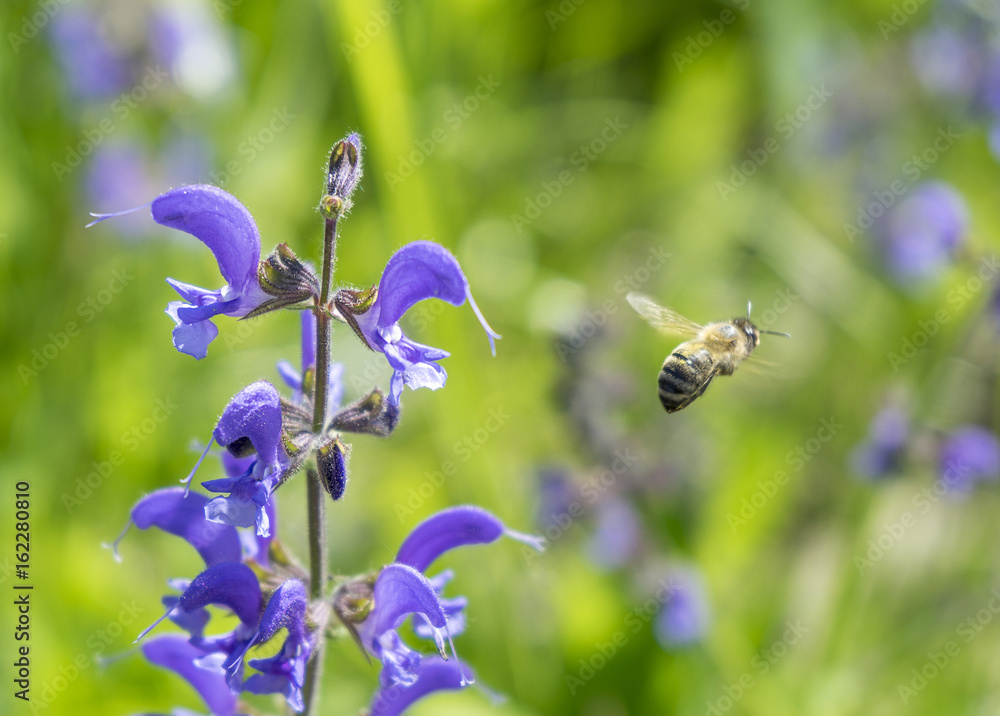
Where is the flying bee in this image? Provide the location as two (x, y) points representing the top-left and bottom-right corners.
(626, 292), (789, 413)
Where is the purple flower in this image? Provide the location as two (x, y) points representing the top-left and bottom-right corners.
(155, 186), (269, 358)
(850, 403), (909, 480)
(342, 506), (542, 701)
(368, 657), (473, 716)
(186, 382), (288, 537)
(939, 425), (1000, 494)
(137, 562), (263, 690)
(109, 487), (241, 566)
(89, 185), (269, 359)
(586, 497), (641, 569)
(343, 241), (500, 405)
(49, 7), (132, 100)
(654, 568), (710, 650)
(879, 182), (968, 282)
(241, 580), (314, 711)
(140, 635), (238, 716)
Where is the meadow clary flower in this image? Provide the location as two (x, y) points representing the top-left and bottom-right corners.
(368, 657), (473, 716)
(586, 497), (642, 569)
(153, 185), (269, 358)
(939, 425), (1000, 494)
(654, 568), (710, 650)
(240, 579), (314, 711)
(850, 403), (909, 480)
(140, 634), (239, 716)
(880, 181), (968, 282)
(109, 487), (241, 566)
(342, 506), (543, 701)
(137, 562), (263, 689)
(343, 241), (500, 405)
(184, 382), (288, 537)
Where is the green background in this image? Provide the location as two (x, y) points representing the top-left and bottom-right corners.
(3, 0), (1000, 714)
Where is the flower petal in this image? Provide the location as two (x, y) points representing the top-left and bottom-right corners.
(141, 635), (238, 716)
(178, 562), (262, 628)
(367, 564), (448, 648)
(395, 506), (543, 573)
(213, 382), (284, 475)
(256, 580), (308, 643)
(152, 185), (261, 292)
(126, 487), (241, 566)
(369, 656), (473, 716)
(373, 242), (468, 329)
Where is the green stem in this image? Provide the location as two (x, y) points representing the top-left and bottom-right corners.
(302, 215), (338, 715)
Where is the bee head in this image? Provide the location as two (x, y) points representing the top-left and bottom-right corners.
(731, 316), (761, 349)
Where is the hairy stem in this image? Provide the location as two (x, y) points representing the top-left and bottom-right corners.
(302, 215), (338, 715)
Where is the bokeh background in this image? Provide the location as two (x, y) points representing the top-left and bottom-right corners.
(4, 0), (1000, 714)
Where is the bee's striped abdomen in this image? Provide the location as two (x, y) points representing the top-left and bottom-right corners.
(658, 344), (718, 413)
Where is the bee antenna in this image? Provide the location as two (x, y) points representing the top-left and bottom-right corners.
(747, 300), (752, 319)
(760, 329), (791, 338)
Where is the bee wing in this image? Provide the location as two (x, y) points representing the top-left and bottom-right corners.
(626, 292), (703, 337)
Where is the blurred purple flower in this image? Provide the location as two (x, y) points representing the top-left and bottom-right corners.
(939, 425), (1000, 494)
(586, 497), (641, 569)
(851, 403), (910, 480)
(879, 182), (968, 282)
(535, 468), (577, 532)
(654, 568), (710, 649)
(49, 7), (131, 100)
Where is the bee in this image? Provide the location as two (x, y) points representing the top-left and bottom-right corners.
(626, 292), (789, 413)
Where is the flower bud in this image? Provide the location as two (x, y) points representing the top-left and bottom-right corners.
(320, 132), (363, 218)
(317, 436), (350, 500)
(245, 244), (320, 319)
(330, 388), (400, 437)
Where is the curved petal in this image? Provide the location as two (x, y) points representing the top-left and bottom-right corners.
(141, 635), (238, 716)
(374, 242), (468, 328)
(213, 382), (284, 474)
(370, 657), (473, 716)
(366, 564), (448, 647)
(257, 580), (308, 643)
(178, 562), (262, 628)
(395, 506), (503, 573)
(127, 487), (241, 566)
(152, 185), (261, 292)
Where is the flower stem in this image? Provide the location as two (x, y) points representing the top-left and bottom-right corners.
(302, 215), (338, 714)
